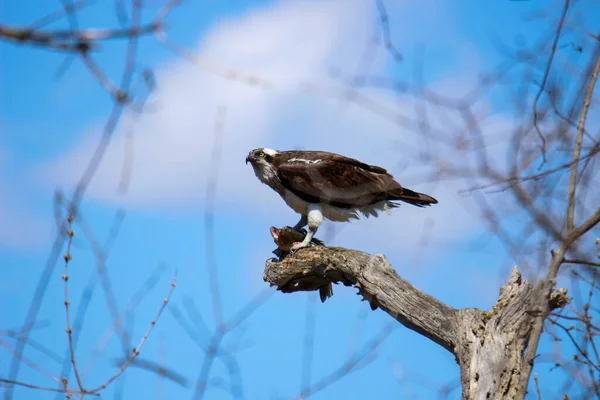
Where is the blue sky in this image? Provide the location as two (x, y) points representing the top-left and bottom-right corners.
(1, 0), (599, 399)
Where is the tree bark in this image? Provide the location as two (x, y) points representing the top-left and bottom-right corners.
(263, 246), (569, 400)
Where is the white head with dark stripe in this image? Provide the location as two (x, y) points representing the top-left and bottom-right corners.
(246, 148), (280, 185)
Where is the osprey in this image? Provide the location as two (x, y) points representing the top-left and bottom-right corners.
(246, 148), (438, 251)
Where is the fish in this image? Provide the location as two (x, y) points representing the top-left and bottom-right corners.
(269, 226), (332, 303)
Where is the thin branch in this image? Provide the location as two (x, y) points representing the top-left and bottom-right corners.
(62, 214), (85, 392)
(460, 144), (600, 194)
(88, 277), (177, 394)
(0, 340), (61, 384)
(0, 22), (162, 47)
(549, 319), (600, 373)
(31, 0), (92, 30)
(564, 258), (600, 268)
(55, 210), (127, 398)
(566, 48), (600, 231)
(298, 323), (395, 398)
(374, 0), (403, 63)
(154, 32), (273, 89)
(569, 207), (600, 244)
(0, 379), (98, 397)
(192, 333), (223, 400)
(531, 0), (571, 163)
(204, 106), (227, 325)
(534, 373), (542, 400)
(80, 52), (127, 101)
(111, 357), (188, 388)
(74, 208), (131, 370)
(519, 244), (568, 394)
(191, 288), (273, 400)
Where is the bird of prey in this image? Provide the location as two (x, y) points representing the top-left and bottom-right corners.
(246, 148), (438, 251)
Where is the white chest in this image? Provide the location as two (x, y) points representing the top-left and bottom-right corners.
(281, 190), (309, 214)
(280, 190), (363, 222)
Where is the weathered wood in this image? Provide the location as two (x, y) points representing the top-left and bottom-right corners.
(263, 246), (569, 400)
(264, 246), (458, 351)
(455, 267), (540, 400)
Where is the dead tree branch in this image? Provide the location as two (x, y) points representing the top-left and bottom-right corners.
(265, 246), (456, 351)
(264, 246), (569, 400)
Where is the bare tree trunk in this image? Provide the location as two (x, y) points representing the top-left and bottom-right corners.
(263, 247), (569, 400)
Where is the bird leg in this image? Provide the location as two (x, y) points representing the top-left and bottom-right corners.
(291, 205), (322, 252)
(292, 214), (308, 231)
(291, 227), (316, 251)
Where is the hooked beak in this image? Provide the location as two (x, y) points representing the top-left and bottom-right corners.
(246, 155), (254, 165)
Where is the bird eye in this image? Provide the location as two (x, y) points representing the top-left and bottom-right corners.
(259, 151), (265, 157)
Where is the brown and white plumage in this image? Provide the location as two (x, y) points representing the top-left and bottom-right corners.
(246, 148), (437, 250)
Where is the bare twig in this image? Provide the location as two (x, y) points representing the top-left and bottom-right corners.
(534, 373), (542, 400)
(298, 323), (395, 398)
(87, 277), (177, 394)
(531, 0), (570, 163)
(82, 262), (169, 379)
(0, 379), (98, 397)
(566, 48), (600, 231)
(204, 106), (227, 325)
(564, 258), (600, 268)
(0, 22), (162, 50)
(191, 288), (273, 400)
(374, 0), (403, 63)
(62, 214), (85, 393)
(0, 340), (61, 384)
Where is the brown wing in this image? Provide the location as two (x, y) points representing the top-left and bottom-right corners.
(276, 158), (395, 208)
(274, 150), (388, 174)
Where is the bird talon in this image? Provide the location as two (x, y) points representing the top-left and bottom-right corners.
(290, 242), (304, 253)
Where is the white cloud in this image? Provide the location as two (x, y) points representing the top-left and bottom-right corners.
(38, 0), (381, 204)
(35, 0), (500, 250)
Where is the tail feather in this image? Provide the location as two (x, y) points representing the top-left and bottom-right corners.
(388, 187), (438, 207)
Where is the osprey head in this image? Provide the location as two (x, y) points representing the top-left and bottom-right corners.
(246, 148), (279, 184)
(245, 148), (279, 166)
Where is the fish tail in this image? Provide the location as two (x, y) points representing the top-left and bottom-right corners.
(319, 283), (333, 303)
